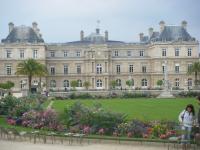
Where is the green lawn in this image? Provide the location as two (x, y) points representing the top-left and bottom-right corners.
(49, 98), (199, 121)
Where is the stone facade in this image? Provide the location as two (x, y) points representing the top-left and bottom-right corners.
(0, 21), (199, 92)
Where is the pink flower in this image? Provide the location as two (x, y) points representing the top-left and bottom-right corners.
(127, 132), (133, 138)
(98, 128), (105, 135)
(7, 119), (16, 125)
(83, 126), (90, 134)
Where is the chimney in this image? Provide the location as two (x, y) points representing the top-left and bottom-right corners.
(148, 27), (153, 37)
(159, 21), (165, 32)
(8, 22), (14, 33)
(96, 28), (100, 34)
(32, 22), (38, 31)
(105, 30), (108, 41)
(80, 30), (84, 41)
(139, 33), (144, 42)
(181, 20), (187, 29)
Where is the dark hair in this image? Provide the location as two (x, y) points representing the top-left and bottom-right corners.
(185, 104), (195, 115)
(197, 95), (200, 101)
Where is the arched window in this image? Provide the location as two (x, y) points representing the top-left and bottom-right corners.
(96, 79), (102, 87)
(116, 79), (121, 86)
(141, 79), (147, 87)
(77, 80), (82, 87)
(50, 80), (56, 87)
(63, 80), (69, 87)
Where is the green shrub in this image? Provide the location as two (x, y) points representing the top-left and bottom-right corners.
(178, 91), (200, 97)
(64, 101), (126, 134)
(0, 81), (15, 89)
(122, 92), (148, 98)
(0, 96), (30, 117)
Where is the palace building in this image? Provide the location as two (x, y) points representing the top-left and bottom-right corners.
(0, 21), (199, 92)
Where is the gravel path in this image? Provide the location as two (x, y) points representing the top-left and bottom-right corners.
(0, 140), (173, 150)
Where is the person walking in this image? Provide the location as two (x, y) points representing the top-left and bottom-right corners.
(179, 104), (195, 150)
(195, 96), (200, 147)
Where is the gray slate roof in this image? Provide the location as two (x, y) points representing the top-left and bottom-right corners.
(2, 25), (44, 43)
(150, 26), (195, 42)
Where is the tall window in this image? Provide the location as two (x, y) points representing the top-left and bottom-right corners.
(188, 63), (192, 72)
(96, 64), (102, 74)
(188, 48), (192, 56)
(50, 80), (56, 87)
(114, 51), (118, 56)
(50, 66), (55, 75)
(142, 66), (146, 73)
(77, 80), (82, 87)
(127, 51), (131, 56)
(96, 79), (102, 87)
(175, 48), (179, 56)
(6, 50), (12, 58)
(129, 65), (134, 73)
(77, 65), (81, 74)
(64, 65), (68, 74)
(162, 49), (166, 57)
(141, 79), (147, 87)
(63, 80), (69, 87)
(188, 78), (192, 87)
(116, 79), (121, 86)
(116, 65), (120, 74)
(175, 64), (179, 73)
(175, 78), (179, 87)
(50, 51), (55, 57)
(20, 80), (26, 89)
(64, 51), (68, 57)
(162, 65), (166, 73)
(20, 50), (24, 58)
(6, 65), (12, 75)
(33, 50), (38, 58)
(76, 51), (81, 57)
(139, 50), (144, 57)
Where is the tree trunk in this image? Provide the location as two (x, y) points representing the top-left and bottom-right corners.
(28, 75), (32, 92)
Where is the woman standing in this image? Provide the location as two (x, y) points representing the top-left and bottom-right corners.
(179, 104), (195, 150)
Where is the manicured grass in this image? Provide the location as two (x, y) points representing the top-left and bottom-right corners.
(50, 98), (198, 121)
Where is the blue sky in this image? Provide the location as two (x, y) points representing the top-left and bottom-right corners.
(0, 0), (199, 43)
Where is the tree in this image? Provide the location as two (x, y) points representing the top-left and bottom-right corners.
(0, 81), (15, 89)
(110, 80), (117, 89)
(70, 80), (78, 90)
(126, 80), (133, 89)
(15, 59), (47, 92)
(187, 61), (200, 86)
(156, 80), (163, 87)
(83, 81), (91, 90)
(36, 64), (48, 92)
